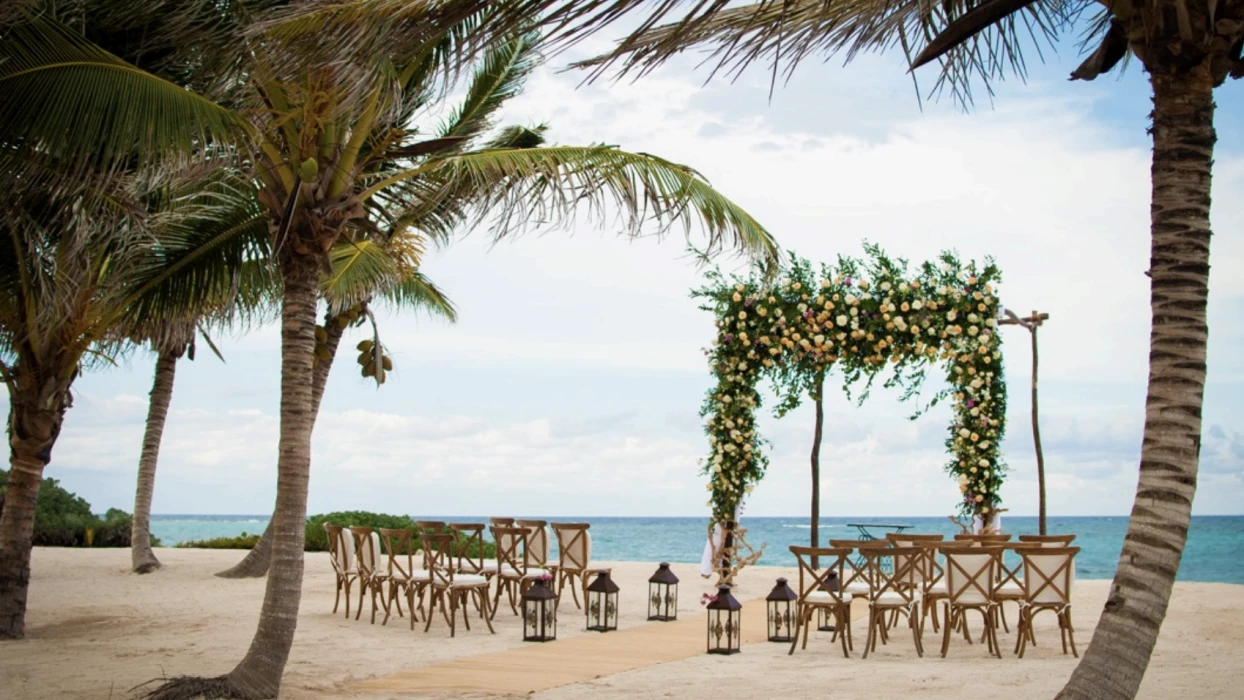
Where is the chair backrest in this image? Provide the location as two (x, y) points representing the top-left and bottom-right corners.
(859, 546), (922, 605)
(414, 521), (446, 568)
(491, 526), (529, 575)
(942, 546), (1000, 605)
(551, 522), (592, 572)
(789, 546), (851, 604)
(829, 539), (886, 588)
(912, 541), (945, 587)
(324, 524), (355, 575)
(420, 532), (457, 587)
(1020, 546), (1079, 606)
(999, 542), (1043, 586)
(349, 526), (380, 579)
(378, 528), (415, 580)
(489, 516), (515, 528)
(954, 533), (1012, 544)
(886, 533), (944, 545)
(515, 519), (550, 567)
(449, 523), (487, 573)
(1017, 534), (1076, 546)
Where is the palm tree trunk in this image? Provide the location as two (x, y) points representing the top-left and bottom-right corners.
(810, 372), (824, 568)
(214, 314), (342, 580)
(0, 379), (70, 639)
(218, 253), (320, 697)
(1057, 63), (1215, 700)
(131, 347), (183, 574)
(1031, 326), (1047, 536)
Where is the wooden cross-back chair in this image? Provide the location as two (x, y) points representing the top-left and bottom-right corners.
(348, 526), (388, 623)
(323, 524), (358, 618)
(857, 546), (925, 658)
(788, 546), (854, 658)
(419, 531), (493, 637)
(912, 541), (950, 633)
(377, 528), (429, 626)
(993, 542), (1043, 633)
(1016, 546), (1080, 658)
(449, 523), (495, 580)
(939, 546), (1002, 658)
(414, 520), (446, 569)
(490, 525), (551, 619)
(515, 519), (553, 569)
(829, 539), (888, 600)
(551, 522), (607, 609)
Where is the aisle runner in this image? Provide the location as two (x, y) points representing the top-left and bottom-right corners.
(356, 600), (772, 694)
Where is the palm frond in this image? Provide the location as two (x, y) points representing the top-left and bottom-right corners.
(0, 16), (249, 172)
(323, 239), (400, 314)
(437, 31), (542, 146)
(569, 0), (1082, 106)
(361, 145), (778, 268)
(378, 271), (459, 322)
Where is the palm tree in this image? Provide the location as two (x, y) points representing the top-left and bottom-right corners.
(86, 4), (774, 696)
(564, 2), (1242, 697)
(215, 243), (458, 579)
(0, 11), (250, 635)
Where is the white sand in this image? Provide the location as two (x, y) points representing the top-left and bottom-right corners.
(1, 547), (1241, 699)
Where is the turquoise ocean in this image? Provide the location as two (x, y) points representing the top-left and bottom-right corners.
(150, 514), (1244, 584)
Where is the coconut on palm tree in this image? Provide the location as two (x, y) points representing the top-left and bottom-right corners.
(563, 2), (1242, 697)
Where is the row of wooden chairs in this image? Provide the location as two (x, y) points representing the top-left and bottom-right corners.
(787, 533), (1079, 660)
(320, 519), (604, 637)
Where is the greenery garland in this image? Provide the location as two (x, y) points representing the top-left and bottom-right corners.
(694, 244), (1007, 524)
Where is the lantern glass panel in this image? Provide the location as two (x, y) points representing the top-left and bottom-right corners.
(647, 562), (679, 621)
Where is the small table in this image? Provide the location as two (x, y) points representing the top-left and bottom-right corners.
(845, 523), (912, 571)
(846, 523), (912, 542)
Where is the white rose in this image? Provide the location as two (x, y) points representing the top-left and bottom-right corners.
(959, 428), (971, 438)
(912, 300), (923, 310)
(837, 315), (848, 326)
(881, 281), (892, 291)
(732, 292), (742, 302)
(978, 459), (989, 467)
(737, 362), (747, 371)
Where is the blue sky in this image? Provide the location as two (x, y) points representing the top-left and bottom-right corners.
(49, 25), (1244, 519)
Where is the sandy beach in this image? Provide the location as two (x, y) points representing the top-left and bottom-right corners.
(2, 547), (1242, 699)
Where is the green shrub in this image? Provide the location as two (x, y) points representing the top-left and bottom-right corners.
(0, 471), (155, 547)
(305, 512), (495, 558)
(176, 533), (263, 549)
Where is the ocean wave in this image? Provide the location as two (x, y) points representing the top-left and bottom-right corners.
(781, 524), (839, 529)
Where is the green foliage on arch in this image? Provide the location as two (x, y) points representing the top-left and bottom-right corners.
(694, 244), (1008, 523)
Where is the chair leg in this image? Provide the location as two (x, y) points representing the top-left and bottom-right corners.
(862, 608), (876, 659)
(479, 588), (496, 634)
(940, 606), (952, 657)
(998, 601), (1010, 633)
(461, 590), (472, 632)
(1016, 608), (1030, 658)
(355, 577), (366, 620)
(910, 610), (923, 657)
(789, 607), (805, 655)
(424, 589), (438, 633)
(333, 577), (342, 614)
(342, 578), (353, 619)
(1064, 610), (1078, 658)
(448, 591), (457, 638)
(837, 608), (850, 658)
(408, 588), (418, 630)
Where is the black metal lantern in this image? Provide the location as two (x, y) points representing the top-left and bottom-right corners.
(521, 578), (557, 642)
(766, 578), (798, 643)
(648, 562), (679, 621)
(705, 585), (742, 655)
(585, 570), (620, 632)
(817, 571), (840, 632)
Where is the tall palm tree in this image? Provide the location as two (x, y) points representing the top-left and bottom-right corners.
(562, 2), (1243, 697)
(0, 9), (250, 635)
(70, 4), (774, 696)
(215, 241), (458, 579)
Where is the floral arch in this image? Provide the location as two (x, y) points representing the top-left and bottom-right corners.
(697, 245), (1008, 534)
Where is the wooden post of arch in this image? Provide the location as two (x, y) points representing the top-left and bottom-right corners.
(999, 309), (1050, 535)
